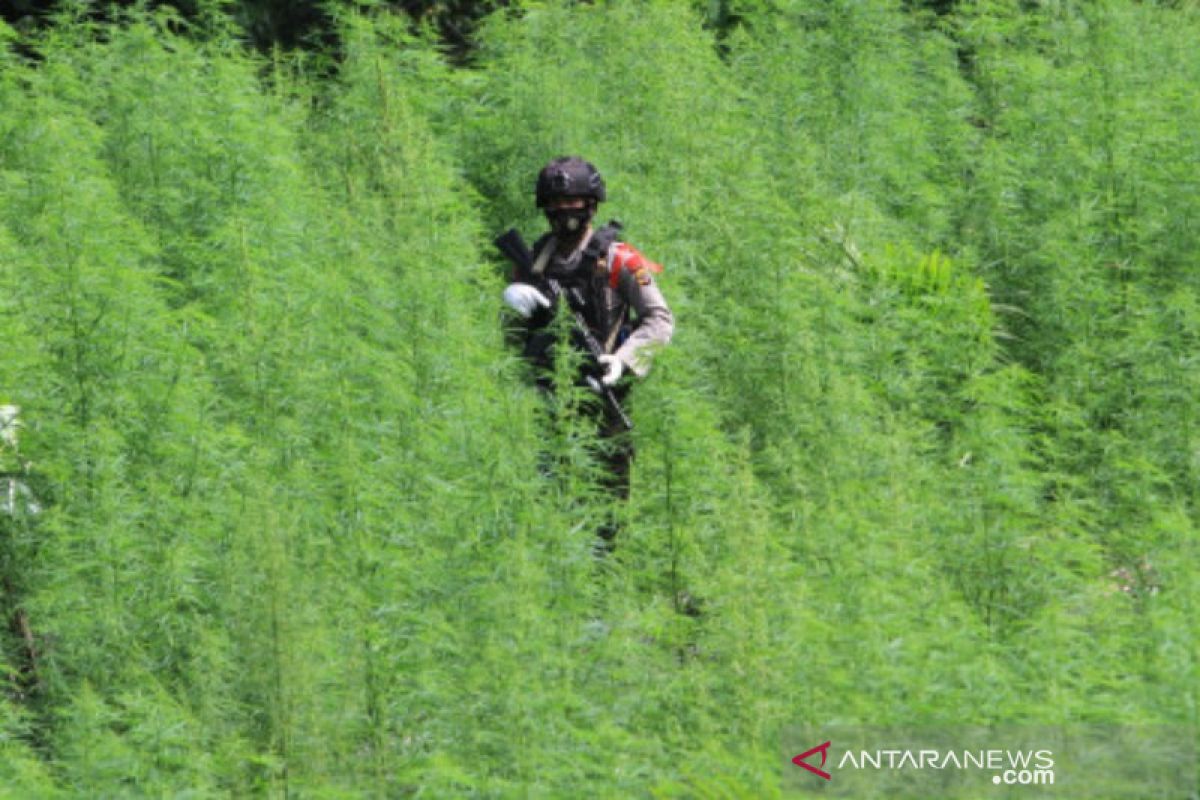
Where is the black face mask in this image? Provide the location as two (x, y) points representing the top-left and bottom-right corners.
(547, 206), (593, 238)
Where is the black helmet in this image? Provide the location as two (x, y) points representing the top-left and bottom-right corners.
(535, 156), (606, 208)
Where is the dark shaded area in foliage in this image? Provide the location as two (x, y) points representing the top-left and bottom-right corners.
(0, 0), (505, 55)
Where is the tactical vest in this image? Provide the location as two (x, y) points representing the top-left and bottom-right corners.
(520, 221), (631, 367)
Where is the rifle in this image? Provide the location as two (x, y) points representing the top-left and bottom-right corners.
(495, 228), (633, 430)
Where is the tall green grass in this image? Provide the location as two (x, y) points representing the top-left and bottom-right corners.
(0, 1), (1194, 795)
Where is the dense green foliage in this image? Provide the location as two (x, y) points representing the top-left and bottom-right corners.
(0, 1), (1196, 795)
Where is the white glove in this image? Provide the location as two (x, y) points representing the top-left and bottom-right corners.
(597, 354), (624, 386)
(502, 283), (551, 318)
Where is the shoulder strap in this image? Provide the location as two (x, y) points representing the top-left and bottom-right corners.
(583, 220), (623, 269)
(530, 234), (555, 277)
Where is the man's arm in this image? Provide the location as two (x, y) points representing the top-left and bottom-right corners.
(611, 245), (674, 377)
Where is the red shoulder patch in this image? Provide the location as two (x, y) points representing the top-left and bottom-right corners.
(609, 243), (662, 288)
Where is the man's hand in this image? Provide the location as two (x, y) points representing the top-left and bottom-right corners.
(502, 283), (551, 318)
(597, 354), (624, 386)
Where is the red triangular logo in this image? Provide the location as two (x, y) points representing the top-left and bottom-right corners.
(792, 740), (832, 780)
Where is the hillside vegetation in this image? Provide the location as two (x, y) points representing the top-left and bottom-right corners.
(0, 1), (1196, 796)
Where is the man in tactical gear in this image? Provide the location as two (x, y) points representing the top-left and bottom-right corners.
(499, 156), (674, 544)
